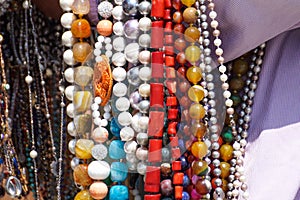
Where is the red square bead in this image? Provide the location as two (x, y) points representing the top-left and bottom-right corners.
(175, 186), (183, 199)
(168, 108), (178, 120)
(148, 111), (164, 137)
(165, 35), (173, 44)
(151, 52), (164, 78)
(172, 161), (181, 171)
(166, 96), (177, 106)
(164, 0), (172, 8)
(172, 147), (181, 159)
(167, 122), (177, 135)
(150, 83), (164, 108)
(145, 166), (161, 185)
(164, 10), (172, 21)
(165, 46), (174, 56)
(151, 0), (165, 18)
(173, 172), (184, 185)
(166, 80), (176, 94)
(165, 56), (175, 67)
(144, 194), (161, 200)
(144, 184), (160, 193)
(169, 136), (179, 147)
(151, 21), (164, 48)
(148, 139), (162, 162)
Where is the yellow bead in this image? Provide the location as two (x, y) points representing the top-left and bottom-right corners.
(74, 190), (93, 200)
(184, 26), (200, 43)
(186, 66), (202, 84)
(220, 144), (233, 161)
(73, 42), (92, 63)
(181, 0), (196, 7)
(72, 0), (90, 15)
(185, 45), (201, 63)
(73, 91), (93, 113)
(190, 121), (207, 139)
(220, 162), (230, 178)
(189, 103), (205, 120)
(191, 141), (207, 159)
(222, 179), (228, 192)
(188, 85), (205, 102)
(75, 139), (94, 159)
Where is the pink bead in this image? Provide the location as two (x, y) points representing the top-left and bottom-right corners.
(191, 189), (202, 199)
(89, 181), (108, 199)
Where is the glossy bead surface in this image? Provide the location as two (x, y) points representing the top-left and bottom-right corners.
(181, 0), (195, 7)
(71, 19), (91, 38)
(98, 1), (113, 18)
(91, 127), (109, 143)
(183, 7), (197, 24)
(191, 141), (207, 159)
(109, 140), (126, 159)
(74, 66), (93, 87)
(190, 122), (207, 138)
(189, 103), (205, 120)
(109, 185), (129, 200)
(186, 66), (202, 84)
(188, 85), (204, 102)
(192, 160), (209, 176)
(220, 162), (230, 178)
(185, 45), (201, 63)
(74, 190), (93, 200)
(72, 0), (90, 15)
(73, 42), (92, 63)
(73, 164), (93, 186)
(88, 161), (110, 180)
(97, 20), (113, 36)
(73, 91), (92, 113)
(161, 179), (173, 196)
(220, 144), (233, 161)
(232, 59), (249, 75)
(89, 182), (108, 199)
(75, 139), (94, 159)
(111, 162), (128, 182)
(184, 26), (200, 43)
(195, 179), (212, 195)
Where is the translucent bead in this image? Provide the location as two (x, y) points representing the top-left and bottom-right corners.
(120, 127), (135, 141)
(113, 82), (127, 97)
(112, 52), (126, 67)
(185, 45), (201, 63)
(220, 144), (234, 161)
(184, 26), (201, 43)
(124, 43), (139, 63)
(113, 67), (127, 81)
(73, 164), (93, 186)
(190, 122), (207, 138)
(183, 7), (197, 24)
(188, 85), (205, 102)
(192, 160), (209, 176)
(98, 1), (113, 18)
(191, 141), (208, 159)
(189, 103), (205, 120)
(181, 0), (196, 7)
(113, 37), (125, 52)
(71, 19), (91, 38)
(91, 127), (109, 143)
(89, 182), (108, 199)
(97, 20), (113, 36)
(186, 66), (202, 84)
(116, 97), (130, 111)
(118, 111), (132, 126)
(74, 190), (93, 200)
(220, 162), (230, 178)
(75, 139), (94, 159)
(72, 0), (90, 15)
(139, 66), (151, 81)
(88, 160), (110, 180)
(73, 91), (93, 113)
(73, 42), (92, 63)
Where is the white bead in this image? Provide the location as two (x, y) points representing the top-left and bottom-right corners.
(94, 117), (102, 126)
(222, 82), (229, 90)
(25, 75), (33, 84)
(30, 150), (38, 159)
(112, 67), (126, 81)
(138, 34), (151, 48)
(138, 116), (149, 130)
(232, 189), (239, 197)
(210, 20), (219, 28)
(215, 48), (223, 56)
(223, 90), (231, 99)
(88, 161), (110, 180)
(112, 5), (124, 20)
(118, 112), (132, 126)
(233, 141), (241, 150)
(138, 50), (151, 64)
(139, 66), (151, 81)
(113, 37), (125, 52)
(103, 112), (111, 119)
(120, 127), (135, 141)
(92, 111), (100, 118)
(64, 67), (74, 83)
(59, 0), (74, 11)
(220, 73), (228, 82)
(64, 85), (74, 101)
(135, 195), (142, 200)
(116, 97), (130, 111)
(227, 107), (234, 115)
(124, 43), (139, 63)
(67, 122), (76, 137)
(68, 139), (76, 154)
(105, 50), (113, 58)
(93, 48), (101, 56)
(112, 52), (126, 67)
(209, 11), (217, 19)
(242, 192), (249, 199)
(104, 37), (111, 44)
(240, 139), (247, 147)
(218, 65), (226, 73)
(62, 31), (76, 47)
(131, 189), (139, 196)
(113, 21), (124, 36)
(124, 141), (138, 154)
(91, 103), (99, 111)
(239, 175), (246, 183)
(136, 147), (148, 161)
(214, 38), (222, 46)
(233, 180), (241, 187)
(138, 83), (150, 97)
(113, 83), (127, 97)
(138, 17), (151, 31)
(101, 119), (108, 127)
(70, 157), (80, 170)
(98, 1), (113, 18)
(94, 97), (102, 104)
(98, 36), (105, 42)
(104, 104), (111, 112)
(225, 99), (233, 107)
(63, 49), (76, 66)
(60, 13), (76, 29)
(237, 166), (245, 174)
(66, 103), (75, 118)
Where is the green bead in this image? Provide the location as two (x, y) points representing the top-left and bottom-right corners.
(231, 94), (241, 107)
(222, 129), (234, 143)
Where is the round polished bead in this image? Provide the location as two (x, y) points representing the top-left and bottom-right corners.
(113, 37), (126, 52)
(173, 11), (183, 23)
(112, 52), (126, 67)
(66, 103), (75, 118)
(25, 75), (33, 85)
(62, 30), (76, 47)
(73, 164), (93, 186)
(220, 144), (234, 161)
(97, 20), (113, 36)
(230, 77), (245, 91)
(137, 161), (147, 175)
(112, 6), (124, 20)
(74, 190), (93, 200)
(136, 132), (148, 146)
(138, 100), (150, 113)
(189, 103), (205, 120)
(29, 150), (38, 159)
(127, 67), (141, 86)
(98, 1), (113, 18)
(138, 1), (151, 15)
(188, 85), (205, 102)
(113, 21), (124, 36)
(174, 38), (186, 51)
(91, 144), (108, 160)
(61, 13), (76, 29)
(123, 0), (138, 15)
(72, 0), (90, 15)
(59, 0), (74, 11)
(138, 83), (150, 97)
(191, 141), (208, 159)
(67, 121), (77, 136)
(89, 182), (108, 199)
(130, 91), (142, 110)
(113, 82), (127, 97)
(184, 26), (201, 43)
(190, 122), (207, 138)
(138, 33), (150, 48)
(124, 140), (138, 154)
(71, 19), (91, 38)
(138, 17), (151, 31)
(118, 112), (132, 126)
(71, 157), (80, 170)
(138, 50), (151, 64)
(138, 116), (149, 130)
(68, 139), (76, 154)
(183, 7), (197, 24)
(124, 19), (139, 39)
(125, 43), (139, 63)
(63, 49), (76, 66)
(112, 67), (126, 82)
(116, 97), (130, 111)
(88, 161), (110, 180)
(186, 66), (202, 84)
(181, 0), (196, 7)
(139, 66), (151, 81)
(73, 42), (92, 63)
(120, 127), (135, 141)
(161, 179), (173, 196)
(65, 85), (75, 101)
(136, 147), (148, 160)
(185, 45), (201, 63)
(220, 162), (230, 178)
(91, 127), (109, 143)
(195, 179), (212, 195)
(192, 160), (208, 176)
(233, 59), (249, 75)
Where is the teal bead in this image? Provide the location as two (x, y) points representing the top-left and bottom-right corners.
(109, 140), (126, 159)
(109, 185), (129, 200)
(111, 162), (128, 182)
(110, 118), (121, 137)
(222, 129), (234, 143)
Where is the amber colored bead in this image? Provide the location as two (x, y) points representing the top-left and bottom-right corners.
(72, 0), (90, 15)
(185, 45), (201, 63)
(230, 77), (245, 92)
(220, 162), (230, 178)
(181, 0), (196, 7)
(74, 190), (93, 200)
(174, 38), (186, 51)
(75, 139), (94, 159)
(174, 24), (185, 35)
(232, 59), (249, 75)
(192, 160), (208, 176)
(220, 144), (233, 161)
(71, 19), (91, 38)
(73, 164), (93, 186)
(190, 121), (206, 138)
(172, 0), (182, 10)
(189, 103), (205, 120)
(191, 141), (207, 159)
(73, 42), (92, 63)
(186, 66), (202, 84)
(183, 7), (197, 24)
(184, 26), (200, 43)
(176, 52), (186, 64)
(222, 179), (228, 192)
(195, 179), (212, 195)
(188, 85), (204, 102)
(173, 11), (183, 23)
(97, 20), (113, 36)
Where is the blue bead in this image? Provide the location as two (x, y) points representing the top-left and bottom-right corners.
(178, 139), (185, 152)
(182, 191), (190, 200)
(110, 117), (121, 137)
(109, 185), (129, 200)
(109, 140), (126, 159)
(183, 175), (190, 187)
(111, 162), (128, 182)
(180, 156), (189, 171)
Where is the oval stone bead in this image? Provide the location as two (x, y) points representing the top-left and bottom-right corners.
(192, 160), (209, 176)
(71, 19), (91, 38)
(74, 66), (93, 87)
(220, 144), (233, 161)
(186, 66), (202, 84)
(189, 103), (205, 120)
(110, 117), (121, 137)
(73, 42), (92, 63)
(181, 0), (196, 7)
(190, 122), (207, 139)
(97, 20), (113, 36)
(74, 190), (93, 200)
(75, 139), (94, 159)
(185, 45), (201, 63)
(184, 26), (200, 43)
(183, 7), (197, 24)
(110, 162), (128, 182)
(195, 179), (212, 195)
(73, 164), (93, 186)
(89, 181), (108, 199)
(220, 162), (230, 178)
(191, 141), (207, 159)
(109, 185), (129, 200)
(72, 0), (90, 15)
(73, 91), (92, 113)
(188, 85), (205, 102)
(109, 140), (126, 159)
